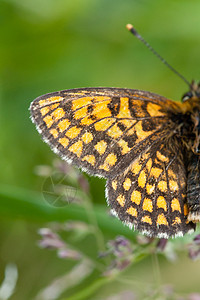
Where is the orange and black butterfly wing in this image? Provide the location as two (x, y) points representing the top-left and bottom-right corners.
(30, 87), (194, 237)
(106, 138), (195, 238)
(30, 87), (178, 179)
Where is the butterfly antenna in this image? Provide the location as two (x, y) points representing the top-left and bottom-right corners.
(126, 24), (191, 88)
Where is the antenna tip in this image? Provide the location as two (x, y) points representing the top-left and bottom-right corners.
(126, 24), (133, 31)
(126, 24), (138, 36)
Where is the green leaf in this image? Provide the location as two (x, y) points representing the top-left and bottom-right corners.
(0, 184), (135, 238)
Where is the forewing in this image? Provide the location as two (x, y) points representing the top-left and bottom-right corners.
(106, 139), (195, 238)
(30, 87), (181, 178)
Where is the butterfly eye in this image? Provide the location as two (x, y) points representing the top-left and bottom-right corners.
(182, 91), (193, 102)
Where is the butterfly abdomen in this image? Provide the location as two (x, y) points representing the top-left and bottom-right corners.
(187, 152), (200, 223)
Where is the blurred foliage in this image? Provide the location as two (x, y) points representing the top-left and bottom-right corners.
(1, 0), (200, 299)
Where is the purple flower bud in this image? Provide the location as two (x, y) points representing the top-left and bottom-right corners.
(58, 249), (82, 260)
(39, 238), (65, 249)
(38, 228), (65, 249)
(77, 174), (90, 194)
(188, 234), (200, 260)
(102, 236), (133, 276)
(38, 228), (58, 239)
(157, 238), (168, 251)
(193, 234), (200, 245)
(108, 236), (132, 258)
(188, 248), (200, 261)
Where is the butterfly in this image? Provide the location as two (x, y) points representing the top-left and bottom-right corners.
(30, 80), (200, 239)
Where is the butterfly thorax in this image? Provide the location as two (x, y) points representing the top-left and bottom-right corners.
(181, 83), (200, 153)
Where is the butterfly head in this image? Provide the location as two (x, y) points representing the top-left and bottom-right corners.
(182, 80), (200, 102)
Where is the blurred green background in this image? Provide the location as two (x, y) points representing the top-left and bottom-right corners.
(1, 0), (200, 299)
